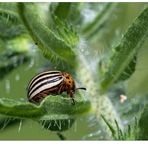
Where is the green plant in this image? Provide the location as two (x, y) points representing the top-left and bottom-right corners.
(0, 3), (148, 140)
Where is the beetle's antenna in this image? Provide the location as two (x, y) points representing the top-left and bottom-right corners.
(75, 87), (86, 91)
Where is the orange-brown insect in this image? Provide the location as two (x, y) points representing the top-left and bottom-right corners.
(27, 70), (86, 105)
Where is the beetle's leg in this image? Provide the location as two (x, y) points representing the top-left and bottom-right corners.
(71, 97), (75, 105)
(69, 91), (75, 105)
(58, 84), (63, 94)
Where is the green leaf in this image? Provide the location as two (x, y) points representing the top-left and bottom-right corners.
(0, 36), (31, 80)
(102, 115), (139, 140)
(0, 6), (25, 39)
(117, 54), (137, 81)
(50, 3), (71, 21)
(0, 50), (30, 80)
(101, 114), (116, 138)
(0, 9), (19, 24)
(17, 3), (77, 67)
(50, 2), (82, 25)
(0, 96), (91, 120)
(0, 3), (18, 12)
(82, 3), (117, 39)
(51, 16), (79, 48)
(39, 118), (75, 132)
(0, 116), (20, 130)
(0, 98), (45, 118)
(126, 41), (148, 97)
(100, 6), (148, 92)
(139, 103), (148, 140)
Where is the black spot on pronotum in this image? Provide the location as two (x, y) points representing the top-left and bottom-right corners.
(35, 42), (38, 45)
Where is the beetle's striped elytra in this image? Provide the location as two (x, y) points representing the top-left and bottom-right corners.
(27, 70), (86, 105)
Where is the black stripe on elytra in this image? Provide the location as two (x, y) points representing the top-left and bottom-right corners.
(29, 76), (63, 96)
(31, 86), (58, 101)
(29, 81), (64, 99)
(28, 74), (62, 91)
(28, 71), (61, 90)
(33, 82), (64, 98)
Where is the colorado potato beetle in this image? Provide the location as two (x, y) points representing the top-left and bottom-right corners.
(27, 70), (86, 105)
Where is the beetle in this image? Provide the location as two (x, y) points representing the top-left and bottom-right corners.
(27, 70), (86, 105)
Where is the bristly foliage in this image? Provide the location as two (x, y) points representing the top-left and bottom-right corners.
(138, 103), (148, 140)
(49, 2), (82, 25)
(50, 15), (79, 48)
(101, 115), (139, 140)
(0, 3), (148, 140)
(82, 3), (117, 39)
(17, 3), (79, 69)
(0, 96), (91, 121)
(0, 4), (25, 39)
(100, 6), (148, 93)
